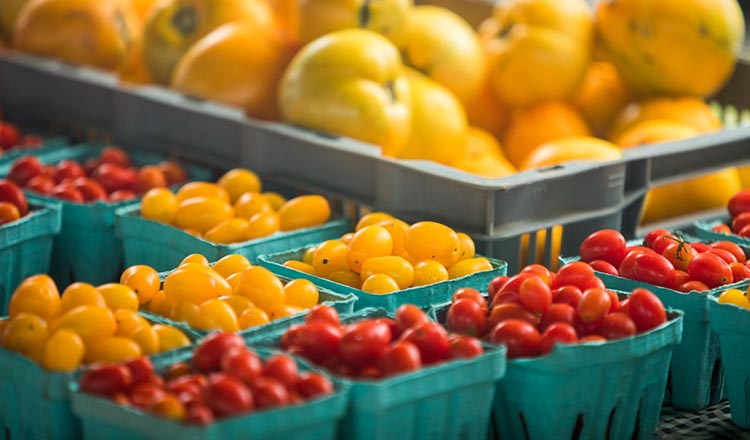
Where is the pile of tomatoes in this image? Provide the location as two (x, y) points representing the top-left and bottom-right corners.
(578, 228), (749, 292)
(0, 179), (28, 225)
(0, 117), (43, 152)
(7, 147), (188, 203)
(280, 304), (484, 379)
(79, 333), (335, 425)
(443, 263), (668, 359)
(140, 168), (331, 244)
(284, 212), (493, 294)
(712, 189), (750, 238)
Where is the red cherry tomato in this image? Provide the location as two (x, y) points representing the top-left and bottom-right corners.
(108, 189), (136, 202)
(129, 382), (166, 408)
(8, 156), (42, 186)
(446, 298), (487, 337)
(51, 184), (84, 203)
(497, 273), (538, 295)
(579, 229), (627, 267)
(740, 225), (750, 238)
(551, 285), (583, 308)
(644, 229), (671, 249)
(204, 374), (253, 417)
(539, 303), (576, 332)
(577, 275), (606, 291)
(674, 270), (690, 287)
(651, 233), (679, 255)
(72, 177), (108, 202)
(712, 224), (732, 234)
(380, 340), (422, 376)
(520, 264), (554, 285)
(661, 242), (695, 272)
(373, 318), (397, 338)
(730, 262), (750, 282)
(728, 189), (750, 218)
(618, 298), (630, 315)
(606, 290), (620, 313)
(26, 175), (55, 194)
(540, 322), (578, 355)
(688, 252), (733, 288)
(251, 377), (289, 409)
(519, 276), (552, 313)
(305, 304), (340, 327)
(676, 281), (711, 293)
(690, 242), (712, 254)
(487, 303), (537, 328)
(192, 332), (245, 373)
(451, 288), (489, 314)
(292, 321), (343, 363)
(394, 304), (430, 336)
(399, 322), (450, 365)
(167, 375), (205, 406)
(578, 335), (607, 343)
(489, 319), (542, 358)
(491, 290), (520, 306)
(589, 260), (619, 276)
(100, 146), (131, 167)
(711, 241), (747, 263)
(53, 160), (85, 184)
(575, 317), (603, 337)
(135, 166), (168, 194)
(487, 275), (510, 298)
(0, 180), (28, 215)
(706, 248), (738, 265)
(732, 213), (750, 234)
(221, 348), (263, 384)
(0, 121), (20, 150)
(632, 252), (675, 288)
(627, 288), (667, 332)
(601, 313), (637, 339)
(186, 404), (214, 425)
(80, 364), (132, 396)
(262, 354), (299, 388)
(93, 163), (136, 193)
(577, 288), (612, 323)
(447, 334), (484, 359)
(340, 320), (392, 370)
(125, 357), (154, 385)
(280, 325), (303, 349)
(295, 372), (334, 399)
(556, 262), (595, 290)
(83, 157), (101, 176)
(358, 366), (383, 379)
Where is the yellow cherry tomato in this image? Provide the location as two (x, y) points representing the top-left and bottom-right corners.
(313, 240), (350, 276)
(120, 265), (161, 304)
(278, 195), (331, 231)
(163, 269), (220, 304)
(262, 192), (286, 211)
(456, 233), (476, 261)
(9, 274), (61, 320)
(284, 279), (319, 309)
(170, 301), (200, 327)
(205, 218), (250, 244)
(238, 307), (270, 329)
(218, 169), (262, 203)
(361, 274), (400, 294)
(2, 313), (48, 358)
(283, 260), (317, 276)
(194, 300), (239, 332)
(326, 270), (363, 289)
(448, 257), (493, 279)
(339, 232), (354, 244)
(246, 212), (281, 240)
(405, 222), (460, 267)
(114, 309), (149, 337)
(412, 260), (450, 286)
(266, 303), (303, 321)
(180, 254), (210, 267)
(236, 267), (285, 311)
(60, 282), (107, 313)
(85, 337), (142, 364)
(175, 196), (234, 233)
(176, 182), (230, 203)
(213, 254), (252, 279)
(234, 192), (273, 220)
(131, 325), (160, 356)
(148, 291), (177, 317)
(226, 273), (243, 292)
(218, 295), (255, 316)
(97, 283), (140, 311)
(376, 218), (409, 257)
(43, 329), (84, 372)
(348, 225), (394, 273)
(141, 188), (179, 224)
(718, 289), (750, 310)
(303, 246), (316, 265)
(355, 212), (393, 231)
(0, 319), (7, 336)
(52, 306), (116, 344)
(153, 324), (191, 352)
(176, 264), (233, 297)
(360, 256), (415, 289)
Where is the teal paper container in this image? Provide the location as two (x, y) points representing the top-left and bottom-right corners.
(428, 300), (683, 439)
(694, 217), (750, 247)
(5, 144), (212, 288)
(709, 295), (750, 428)
(0, 312), (200, 440)
(71, 346), (350, 440)
(259, 247), (507, 312)
(0, 201), (62, 314)
(559, 242), (749, 411)
(248, 308), (506, 440)
(115, 204), (352, 270)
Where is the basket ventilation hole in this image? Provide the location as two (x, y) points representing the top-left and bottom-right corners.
(710, 358), (723, 397)
(4, 425), (9, 440)
(518, 412), (531, 440)
(606, 407), (617, 440)
(630, 408), (641, 440)
(666, 370), (673, 396)
(571, 413), (584, 440)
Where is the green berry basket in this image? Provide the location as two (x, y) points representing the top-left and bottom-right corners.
(694, 216), (750, 247)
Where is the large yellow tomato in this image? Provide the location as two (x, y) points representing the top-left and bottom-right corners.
(0, 0), (30, 41)
(520, 136), (622, 171)
(572, 62), (632, 137)
(608, 97), (722, 141)
(451, 127), (516, 179)
(595, 0), (744, 97)
(279, 29), (411, 157)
